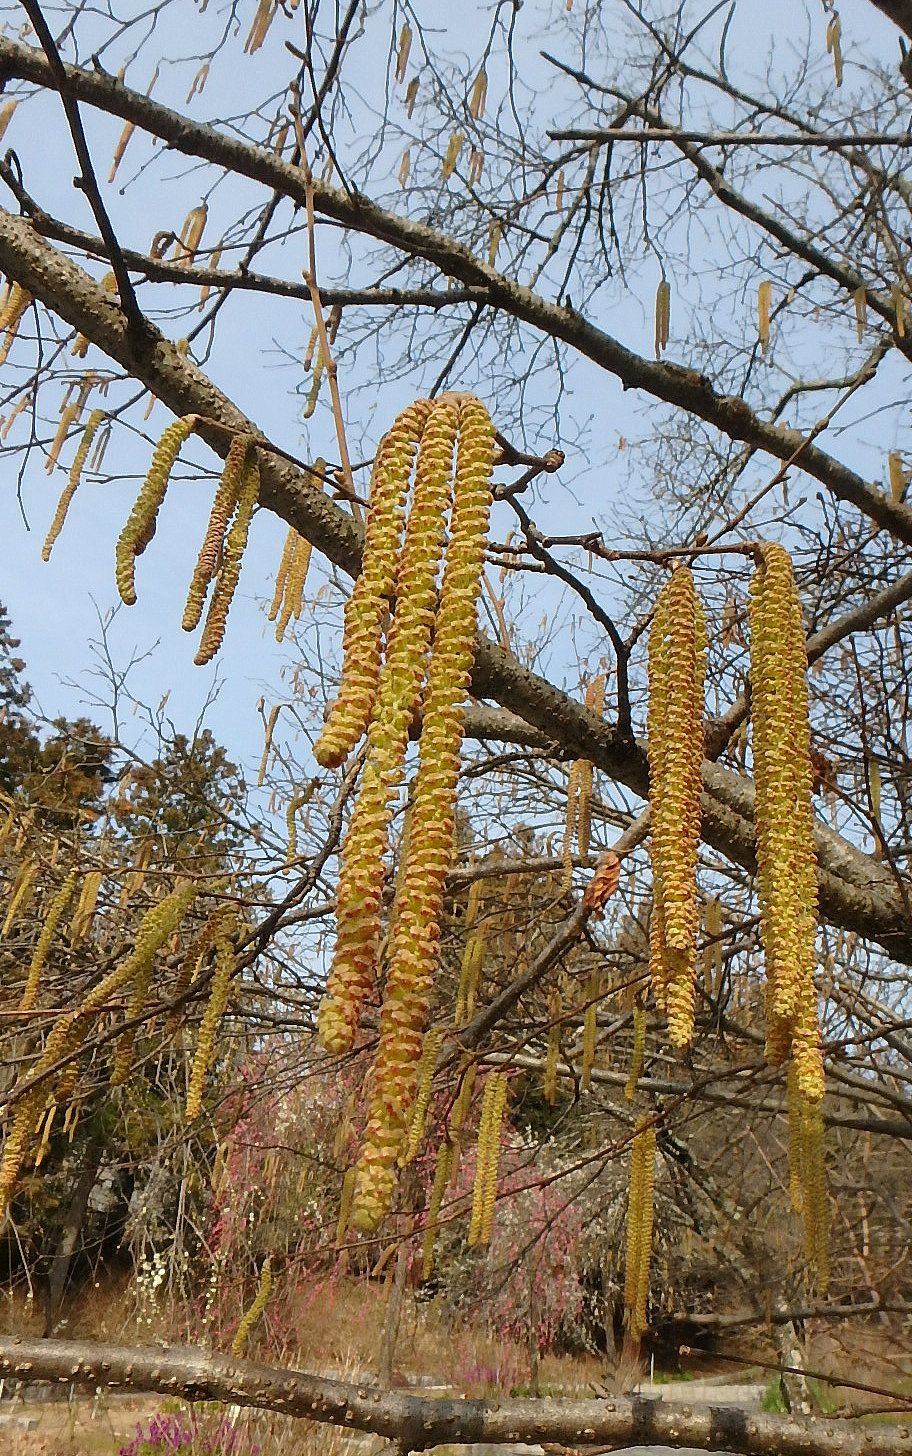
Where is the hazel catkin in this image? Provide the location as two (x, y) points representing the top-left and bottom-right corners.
(116, 415), (196, 604)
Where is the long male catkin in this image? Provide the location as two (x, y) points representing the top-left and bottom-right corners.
(350, 397), (494, 1229)
(116, 415), (196, 604)
(185, 928), (235, 1119)
(194, 455), (261, 664)
(315, 404), (433, 768)
(748, 545), (823, 1102)
(20, 868), (78, 1012)
(182, 433), (251, 632)
(623, 1117), (656, 1340)
(231, 1256), (273, 1355)
(317, 398), (458, 1055)
(42, 410), (105, 561)
(647, 568), (705, 1047)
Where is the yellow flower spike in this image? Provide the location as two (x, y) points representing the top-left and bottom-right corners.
(853, 286), (866, 342)
(467, 1071), (507, 1248)
(194, 456), (261, 665)
(787, 1064), (805, 1215)
(623, 1117), (656, 1341)
(275, 529), (312, 642)
(647, 568), (704, 1047)
(115, 415), (196, 605)
(405, 76), (419, 117)
(421, 1139), (454, 1280)
(182, 433), (251, 633)
(749, 544), (820, 1081)
(800, 1094), (829, 1292)
(186, 927), (236, 1120)
(20, 868), (78, 1013)
(318, 398), (460, 1059)
(315, 400), (433, 768)
(396, 22), (412, 82)
(0, 283), (31, 366)
(42, 410), (105, 561)
(402, 1026), (444, 1165)
(284, 791), (305, 868)
(3, 857), (39, 936)
(268, 527), (297, 622)
(469, 67), (487, 120)
(349, 396), (494, 1229)
(231, 1256), (273, 1356)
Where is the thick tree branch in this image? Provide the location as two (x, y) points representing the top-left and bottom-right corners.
(1, 1337), (911, 1456)
(0, 208), (909, 962)
(0, 38), (910, 544)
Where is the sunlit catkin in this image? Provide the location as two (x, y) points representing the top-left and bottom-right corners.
(315, 400), (432, 769)
(317, 399), (456, 1057)
(116, 415), (196, 605)
(561, 760), (581, 891)
(70, 869), (103, 945)
(185, 927), (235, 1120)
(3, 857), (39, 936)
(402, 1026), (444, 1164)
(0, 283), (31, 365)
(275, 531), (312, 643)
(623, 1117), (656, 1341)
(647, 568), (705, 1047)
(268, 528), (297, 622)
(351, 397), (494, 1229)
(467, 1071), (508, 1248)
(182, 433), (251, 632)
(231, 1256), (272, 1355)
(195, 455), (260, 664)
(20, 868), (78, 1013)
(748, 544), (822, 1099)
(581, 966), (599, 1091)
(42, 410), (105, 561)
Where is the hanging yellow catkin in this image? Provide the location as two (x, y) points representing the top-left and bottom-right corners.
(116, 415), (196, 605)
(0, 283), (31, 365)
(647, 568), (705, 1047)
(894, 284), (907, 338)
(702, 897), (724, 997)
(316, 399), (454, 1058)
(268, 528), (297, 622)
(442, 132), (465, 181)
(468, 148), (484, 187)
(0, 100), (19, 143)
(275, 524), (313, 643)
(421, 1139), (454, 1280)
(623, 1117), (656, 1341)
(175, 204), (207, 262)
(351, 397), (495, 1230)
(787, 1063), (805, 1215)
(245, 0), (277, 53)
(467, 1071), (508, 1248)
(757, 280), (773, 354)
(195, 456), (261, 664)
(405, 76), (419, 117)
(561, 759), (581, 891)
(3, 857), (39, 936)
(231, 1256), (273, 1355)
(402, 1026), (444, 1164)
(20, 869), (78, 1013)
(42, 410), (105, 561)
(543, 987), (562, 1105)
(654, 279), (671, 357)
(70, 869), (104, 945)
(853, 286), (866, 342)
(182, 433), (251, 632)
(455, 883), (486, 1026)
(0, 881), (201, 1213)
(624, 1002), (646, 1101)
(284, 791), (305, 868)
(185, 927), (235, 1119)
(581, 965), (599, 1091)
(315, 404), (433, 769)
(799, 1091), (829, 1291)
(748, 545), (823, 1102)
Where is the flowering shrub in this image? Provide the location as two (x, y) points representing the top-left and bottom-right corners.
(118, 1409), (258, 1456)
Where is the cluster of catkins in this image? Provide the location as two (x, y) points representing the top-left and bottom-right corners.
(313, 393), (495, 1230)
(113, 415), (261, 665)
(638, 548), (828, 1313)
